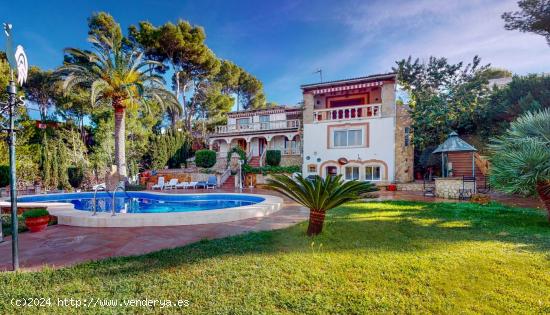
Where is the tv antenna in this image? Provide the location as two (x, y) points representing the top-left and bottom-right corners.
(313, 68), (323, 83)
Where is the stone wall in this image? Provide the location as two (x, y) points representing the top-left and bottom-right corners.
(397, 182), (433, 192)
(280, 155), (302, 167)
(394, 104), (414, 183)
(303, 93), (314, 124)
(435, 178), (475, 199)
(381, 83), (396, 117)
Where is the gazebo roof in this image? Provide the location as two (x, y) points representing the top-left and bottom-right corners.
(432, 132), (477, 154)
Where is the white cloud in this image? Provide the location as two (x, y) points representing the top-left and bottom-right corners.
(267, 0), (550, 104)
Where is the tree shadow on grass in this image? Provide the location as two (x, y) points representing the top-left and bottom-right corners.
(32, 200), (548, 283)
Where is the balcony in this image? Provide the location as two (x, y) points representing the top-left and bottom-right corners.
(313, 104), (381, 123)
(215, 119), (300, 134)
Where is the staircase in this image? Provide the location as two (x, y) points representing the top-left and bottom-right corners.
(249, 156), (261, 167)
(221, 175), (235, 189)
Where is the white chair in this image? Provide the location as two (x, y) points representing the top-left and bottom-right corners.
(92, 183), (106, 191)
(164, 178), (178, 190)
(175, 181), (189, 189)
(152, 177), (165, 190)
(183, 182), (198, 189)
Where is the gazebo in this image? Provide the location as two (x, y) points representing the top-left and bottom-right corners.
(432, 131), (477, 178)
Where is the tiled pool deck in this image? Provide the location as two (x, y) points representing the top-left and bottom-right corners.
(0, 188), (543, 271)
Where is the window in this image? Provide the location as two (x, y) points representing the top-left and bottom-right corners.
(333, 129), (362, 147)
(308, 164), (317, 173)
(345, 166), (359, 180)
(365, 166), (381, 181)
(237, 118), (250, 126)
(259, 115), (270, 129)
(404, 127), (410, 146)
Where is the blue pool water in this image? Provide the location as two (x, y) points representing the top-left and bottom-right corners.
(18, 192), (264, 213)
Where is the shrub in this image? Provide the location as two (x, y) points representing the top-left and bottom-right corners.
(67, 166), (84, 188)
(195, 149), (217, 168)
(265, 150), (281, 166)
(244, 165), (301, 175)
(125, 184), (146, 191)
(22, 208), (49, 219)
(226, 146), (247, 164)
(0, 165), (9, 187)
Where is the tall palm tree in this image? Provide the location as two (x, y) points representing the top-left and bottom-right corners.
(267, 174), (378, 236)
(57, 35), (179, 177)
(489, 109), (550, 220)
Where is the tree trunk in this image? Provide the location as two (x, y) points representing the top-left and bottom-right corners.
(307, 209), (326, 236)
(113, 102), (127, 178)
(536, 181), (550, 222)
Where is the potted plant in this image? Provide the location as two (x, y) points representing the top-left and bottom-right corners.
(22, 208), (50, 233)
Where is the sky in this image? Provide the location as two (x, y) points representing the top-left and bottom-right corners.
(2, 0), (549, 107)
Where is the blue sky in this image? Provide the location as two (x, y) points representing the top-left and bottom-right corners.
(2, 0), (550, 106)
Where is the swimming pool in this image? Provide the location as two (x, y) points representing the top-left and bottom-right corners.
(15, 192), (283, 227)
(19, 192), (265, 213)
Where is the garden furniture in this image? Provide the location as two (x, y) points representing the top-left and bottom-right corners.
(152, 177), (165, 190)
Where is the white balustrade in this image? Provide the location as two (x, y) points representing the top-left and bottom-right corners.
(215, 119), (300, 134)
(313, 104), (381, 122)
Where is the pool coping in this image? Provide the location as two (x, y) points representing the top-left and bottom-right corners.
(2, 192), (284, 228)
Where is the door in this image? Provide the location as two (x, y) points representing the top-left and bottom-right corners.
(237, 139), (247, 152)
(258, 138), (267, 156)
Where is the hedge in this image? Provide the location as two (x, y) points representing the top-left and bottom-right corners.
(265, 150), (281, 166)
(195, 149), (217, 168)
(244, 165), (301, 175)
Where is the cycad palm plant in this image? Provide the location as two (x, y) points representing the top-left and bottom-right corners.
(267, 174), (378, 236)
(489, 109), (550, 220)
(57, 33), (179, 177)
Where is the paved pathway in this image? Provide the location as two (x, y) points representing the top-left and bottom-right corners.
(0, 195), (308, 271)
(0, 188), (542, 271)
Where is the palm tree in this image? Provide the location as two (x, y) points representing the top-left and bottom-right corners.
(57, 34), (179, 178)
(489, 109), (550, 220)
(267, 174), (378, 236)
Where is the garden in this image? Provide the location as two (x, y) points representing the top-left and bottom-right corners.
(1, 200), (548, 313)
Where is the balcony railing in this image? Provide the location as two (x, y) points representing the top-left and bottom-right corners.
(215, 119), (300, 134)
(271, 146), (302, 156)
(313, 104), (381, 122)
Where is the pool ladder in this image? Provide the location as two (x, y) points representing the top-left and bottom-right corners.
(92, 181), (125, 216)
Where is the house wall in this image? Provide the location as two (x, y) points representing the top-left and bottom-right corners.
(302, 116), (396, 183)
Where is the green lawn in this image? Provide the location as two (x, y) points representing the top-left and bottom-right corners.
(1, 201), (550, 314)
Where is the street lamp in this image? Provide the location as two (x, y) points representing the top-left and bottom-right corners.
(1, 23), (29, 271)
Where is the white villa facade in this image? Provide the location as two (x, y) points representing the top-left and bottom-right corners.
(208, 106), (302, 166)
(301, 73), (413, 184)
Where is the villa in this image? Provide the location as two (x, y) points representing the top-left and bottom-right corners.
(301, 73), (414, 184)
(208, 106), (303, 167)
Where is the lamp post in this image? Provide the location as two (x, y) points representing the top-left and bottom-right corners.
(2, 23), (28, 271)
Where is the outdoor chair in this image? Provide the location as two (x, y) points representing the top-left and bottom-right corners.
(175, 181), (189, 189)
(183, 182), (198, 189)
(423, 176), (435, 197)
(152, 177), (165, 190)
(206, 176), (217, 189)
(195, 181), (207, 189)
(459, 176), (476, 200)
(164, 178), (178, 190)
(92, 183), (106, 191)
